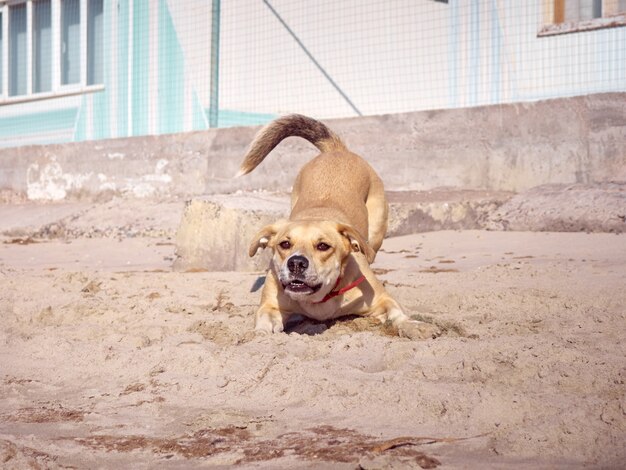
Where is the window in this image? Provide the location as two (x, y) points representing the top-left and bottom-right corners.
(87, 0), (102, 85)
(0, 0), (104, 103)
(33, 0), (52, 93)
(61, 0), (80, 85)
(541, 0), (626, 35)
(557, 0), (602, 22)
(9, 3), (26, 96)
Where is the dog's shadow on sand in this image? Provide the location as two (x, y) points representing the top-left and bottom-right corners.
(250, 276), (266, 293)
(284, 315), (330, 336)
(284, 314), (384, 337)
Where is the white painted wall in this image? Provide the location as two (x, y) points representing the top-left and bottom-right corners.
(215, 0), (625, 117)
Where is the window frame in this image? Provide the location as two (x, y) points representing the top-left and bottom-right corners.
(540, 0), (626, 36)
(0, 0), (104, 105)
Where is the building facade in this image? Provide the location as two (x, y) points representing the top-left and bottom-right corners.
(0, 0), (625, 148)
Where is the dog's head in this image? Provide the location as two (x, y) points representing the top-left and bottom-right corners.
(249, 220), (374, 302)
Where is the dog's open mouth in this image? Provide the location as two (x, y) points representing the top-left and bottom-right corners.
(283, 280), (322, 295)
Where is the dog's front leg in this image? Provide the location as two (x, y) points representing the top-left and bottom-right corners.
(255, 307), (287, 333)
(373, 295), (441, 340)
(254, 270), (291, 333)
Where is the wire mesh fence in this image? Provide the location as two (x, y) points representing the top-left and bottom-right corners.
(0, 0), (625, 148)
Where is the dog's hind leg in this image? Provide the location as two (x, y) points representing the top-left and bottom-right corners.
(372, 295), (441, 340)
(365, 176), (388, 256)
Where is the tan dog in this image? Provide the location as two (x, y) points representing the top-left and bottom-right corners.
(239, 114), (439, 340)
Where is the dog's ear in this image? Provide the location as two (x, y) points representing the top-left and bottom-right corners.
(248, 221), (287, 257)
(336, 224), (376, 264)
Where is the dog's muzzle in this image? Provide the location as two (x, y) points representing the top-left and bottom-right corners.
(287, 255), (308, 275)
(281, 255), (322, 295)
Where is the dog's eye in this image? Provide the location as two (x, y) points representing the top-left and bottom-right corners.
(316, 242), (331, 251)
(279, 240), (291, 250)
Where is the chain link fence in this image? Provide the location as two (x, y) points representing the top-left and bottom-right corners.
(0, 0), (624, 147)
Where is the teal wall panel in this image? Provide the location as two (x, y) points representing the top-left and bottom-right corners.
(192, 90), (208, 131)
(215, 110), (276, 128)
(92, 89), (110, 140)
(74, 96), (87, 141)
(0, 108), (78, 138)
(117, 0), (130, 137)
(158, 0), (183, 135)
(94, 0), (112, 140)
(132, 0), (150, 136)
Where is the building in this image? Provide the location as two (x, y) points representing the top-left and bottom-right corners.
(1, 0), (625, 148)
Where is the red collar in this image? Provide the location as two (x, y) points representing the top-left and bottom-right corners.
(314, 275), (367, 304)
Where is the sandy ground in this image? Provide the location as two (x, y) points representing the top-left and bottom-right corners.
(0, 202), (625, 469)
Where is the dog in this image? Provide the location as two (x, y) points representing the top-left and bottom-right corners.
(239, 114), (440, 340)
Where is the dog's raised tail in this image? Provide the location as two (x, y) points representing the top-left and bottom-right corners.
(237, 114), (346, 176)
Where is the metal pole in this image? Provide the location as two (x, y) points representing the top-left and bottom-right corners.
(209, 0), (221, 128)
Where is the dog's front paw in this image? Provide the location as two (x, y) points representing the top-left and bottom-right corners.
(398, 319), (441, 340)
(254, 311), (285, 334)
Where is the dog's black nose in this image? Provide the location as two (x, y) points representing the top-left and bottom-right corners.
(287, 255), (309, 274)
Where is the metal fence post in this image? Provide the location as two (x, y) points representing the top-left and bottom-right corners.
(209, 0), (220, 128)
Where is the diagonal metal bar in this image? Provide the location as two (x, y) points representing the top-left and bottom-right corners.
(262, 0), (362, 116)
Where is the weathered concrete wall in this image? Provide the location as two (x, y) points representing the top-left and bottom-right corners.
(1, 93), (624, 200)
(173, 189), (515, 271)
(174, 193), (290, 272)
(0, 132), (212, 200)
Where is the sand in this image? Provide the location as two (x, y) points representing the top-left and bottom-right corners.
(0, 202), (625, 469)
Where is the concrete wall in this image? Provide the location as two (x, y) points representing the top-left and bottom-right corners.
(0, 92), (624, 200)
